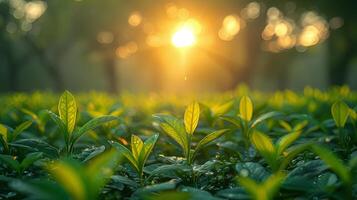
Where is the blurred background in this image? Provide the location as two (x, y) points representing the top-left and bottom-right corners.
(0, 0), (356, 93)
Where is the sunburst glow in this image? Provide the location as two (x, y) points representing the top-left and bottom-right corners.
(171, 26), (196, 48)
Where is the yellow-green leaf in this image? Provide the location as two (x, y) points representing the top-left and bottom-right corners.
(184, 102), (200, 134)
(239, 96), (253, 122)
(349, 108), (357, 121)
(58, 91), (77, 134)
(47, 161), (86, 200)
(251, 131), (276, 168)
(131, 135), (144, 160)
(331, 101), (350, 128)
(0, 124), (8, 142)
(276, 130), (301, 155)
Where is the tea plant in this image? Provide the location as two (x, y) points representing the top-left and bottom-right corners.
(111, 134), (159, 185)
(221, 96), (281, 148)
(154, 102), (229, 165)
(47, 91), (117, 155)
(0, 88), (356, 199)
(331, 100), (354, 152)
(0, 121), (32, 153)
(250, 129), (309, 172)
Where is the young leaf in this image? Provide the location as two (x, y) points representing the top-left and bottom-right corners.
(111, 141), (139, 172)
(58, 90), (77, 134)
(349, 108), (356, 121)
(47, 111), (67, 135)
(11, 121), (32, 141)
(239, 96), (253, 122)
(74, 116), (117, 142)
(0, 124), (8, 142)
(184, 102), (200, 135)
(132, 135), (144, 160)
(311, 145), (351, 184)
(154, 115), (187, 153)
(251, 131), (276, 168)
(194, 129), (229, 156)
(139, 134), (159, 169)
(251, 111), (282, 128)
(211, 100), (234, 117)
(276, 131), (301, 155)
(331, 101), (350, 128)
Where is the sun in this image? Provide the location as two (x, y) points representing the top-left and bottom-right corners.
(171, 26), (196, 48)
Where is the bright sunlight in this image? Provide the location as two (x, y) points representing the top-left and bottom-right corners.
(171, 26), (197, 48)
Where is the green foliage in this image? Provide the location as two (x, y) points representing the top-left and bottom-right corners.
(45, 149), (121, 200)
(239, 96), (253, 122)
(111, 134), (159, 185)
(310, 145), (351, 185)
(48, 91), (117, 155)
(0, 88), (356, 199)
(154, 102), (229, 165)
(331, 100), (350, 128)
(238, 172), (286, 200)
(0, 152), (43, 174)
(221, 96), (282, 148)
(0, 121), (32, 153)
(250, 130), (306, 171)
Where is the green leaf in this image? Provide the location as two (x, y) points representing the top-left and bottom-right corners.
(20, 152), (43, 172)
(239, 96), (253, 122)
(9, 179), (69, 200)
(154, 115), (188, 155)
(47, 159), (86, 200)
(331, 101), (350, 128)
(276, 131), (301, 155)
(11, 121), (32, 141)
(238, 172), (285, 200)
(58, 90), (77, 134)
(111, 141), (139, 172)
(193, 129), (229, 159)
(211, 100), (234, 117)
(0, 124), (8, 142)
(184, 102), (200, 135)
(279, 143), (312, 170)
(251, 111), (282, 128)
(139, 134), (159, 171)
(74, 116), (117, 142)
(311, 145), (351, 184)
(47, 110), (68, 142)
(131, 135), (144, 161)
(278, 121), (292, 132)
(262, 172), (286, 200)
(85, 149), (121, 193)
(220, 116), (243, 129)
(349, 108), (357, 121)
(0, 154), (20, 172)
(237, 176), (260, 199)
(250, 131), (276, 169)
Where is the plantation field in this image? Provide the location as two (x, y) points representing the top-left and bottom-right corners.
(0, 86), (357, 200)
